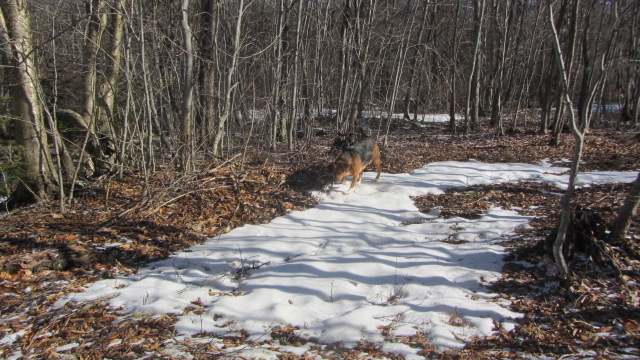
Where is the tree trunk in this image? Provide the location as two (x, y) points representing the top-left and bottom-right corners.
(0, 0), (58, 206)
(212, 0), (245, 156)
(538, 50), (555, 134)
(609, 172), (640, 245)
(137, 0), (158, 174)
(81, 0), (111, 176)
(199, 0), (218, 147)
(490, 0), (510, 136)
(402, 0), (429, 121)
(180, 0), (195, 172)
(94, 0), (125, 174)
(384, 4), (416, 142)
(287, 0), (305, 150)
(549, 1), (581, 277)
(449, 0), (462, 134)
(550, 0), (577, 147)
(548, 0), (624, 276)
(465, 0), (485, 133)
(270, 0), (287, 146)
(355, 0), (376, 122)
(337, 0), (354, 131)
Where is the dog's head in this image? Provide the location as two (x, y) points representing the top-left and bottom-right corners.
(328, 154), (351, 184)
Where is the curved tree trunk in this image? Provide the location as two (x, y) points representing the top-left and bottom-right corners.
(548, 0), (625, 277)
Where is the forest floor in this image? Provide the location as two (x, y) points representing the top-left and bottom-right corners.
(1, 117), (639, 359)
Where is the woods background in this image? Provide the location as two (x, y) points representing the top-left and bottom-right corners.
(1, 2), (640, 357)
(1, 0), (639, 206)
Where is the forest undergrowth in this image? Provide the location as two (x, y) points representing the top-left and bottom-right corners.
(1, 120), (639, 359)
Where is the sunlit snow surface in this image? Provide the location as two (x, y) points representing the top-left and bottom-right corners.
(56, 161), (637, 359)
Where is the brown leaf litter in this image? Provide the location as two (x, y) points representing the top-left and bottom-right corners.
(1, 124), (639, 359)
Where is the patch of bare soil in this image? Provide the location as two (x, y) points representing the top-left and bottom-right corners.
(0, 122), (638, 359)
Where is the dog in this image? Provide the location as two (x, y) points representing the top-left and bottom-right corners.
(329, 137), (382, 195)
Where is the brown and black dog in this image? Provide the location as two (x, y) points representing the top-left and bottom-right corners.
(329, 137), (382, 195)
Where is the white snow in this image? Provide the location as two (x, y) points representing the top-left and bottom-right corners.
(55, 161), (638, 358)
(315, 110), (461, 124)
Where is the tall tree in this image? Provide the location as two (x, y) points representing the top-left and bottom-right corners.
(80, 0), (120, 175)
(488, 0), (511, 135)
(354, 0), (377, 122)
(95, 0), (124, 173)
(402, 0), (429, 121)
(549, 0), (628, 276)
(287, 0), (305, 149)
(199, 0), (219, 146)
(448, 0), (462, 133)
(180, 0), (195, 172)
(0, 0), (59, 205)
(212, 0), (245, 156)
(465, 0), (486, 133)
(270, 0), (289, 146)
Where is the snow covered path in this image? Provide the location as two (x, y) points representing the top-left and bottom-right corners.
(58, 161), (637, 359)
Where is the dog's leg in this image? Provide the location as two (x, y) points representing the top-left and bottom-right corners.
(373, 143), (382, 181)
(344, 174), (359, 195)
(343, 158), (362, 195)
(356, 170), (364, 185)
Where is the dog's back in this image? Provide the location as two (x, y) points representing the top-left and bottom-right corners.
(347, 138), (376, 166)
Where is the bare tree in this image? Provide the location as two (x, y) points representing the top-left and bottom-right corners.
(448, 0), (462, 134)
(548, 0), (581, 276)
(270, 0), (288, 146)
(287, 0), (305, 149)
(336, 0), (355, 131)
(180, 0), (195, 172)
(96, 0), (124, 172)
(402, 0), (429, 121)
(212, 0), (246, 156)
(0, 0), (59, 205)
(465, 0), (486, 133)
(383, 2), (417, 140)
(78, 0), (121, 176)
(199, 0), (219, 147)
(2, 0), (638, 210)
(549, 0), (629, 276)
(488, 0), (511, 136)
